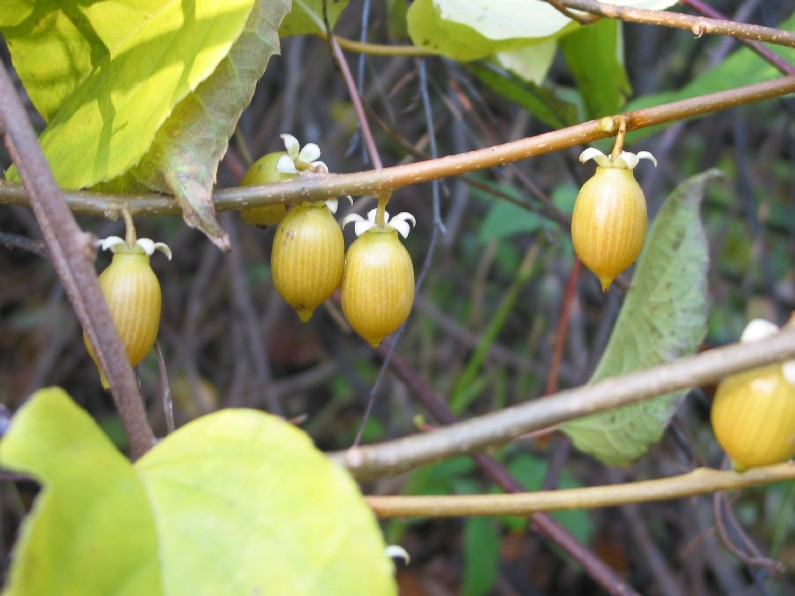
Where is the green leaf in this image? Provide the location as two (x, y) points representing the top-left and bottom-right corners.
(4, 1), (255, 185)
(462, 517), (499, 596)
(467, 62), (578, 129)
(0, 388), (161, 596)
(405, 0), (676, 62)
(280, 0), (349, 36)
(407, 0), (576, 61)
(1, 390), (397, 595)
(4, 1), (290, 249)
(478, 199), (543, 242)
(495, 39), (558, 85)
(561, 170), (719, 466)
(137, 409), (396, 594)
(560, 19), (631, 118)
(625, 11), (795, 143)
(504, 454), (593, 545)
(99, 0), (291, 250)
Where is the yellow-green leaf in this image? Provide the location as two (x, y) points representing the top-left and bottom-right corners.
(0, 390), (396, 595)
(98, 0), (290, 250)
(4, 0), (253, 188)
(138, 409), (396, 595)
(0, 388), (161, 595)
(280, 0), (349, 37)
(561, 171), (718, 465)
(407, 0), (575, 61)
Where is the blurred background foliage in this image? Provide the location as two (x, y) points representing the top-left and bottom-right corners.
(1, 0), (794, 594)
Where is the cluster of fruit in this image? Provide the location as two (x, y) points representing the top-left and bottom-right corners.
(242, 135), (416, 348)
(83, 138), (795, 475)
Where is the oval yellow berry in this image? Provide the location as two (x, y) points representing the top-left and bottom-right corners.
(572, 166), (647, 292)
(272, 202), (344, 322)
(240, 151), (295, 226)
(341, 227), (414, 348)
(84, 251), (162, 389)
(711, 364), (795, 471)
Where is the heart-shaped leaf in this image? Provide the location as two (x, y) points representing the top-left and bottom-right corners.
(0, 389), (397, 595)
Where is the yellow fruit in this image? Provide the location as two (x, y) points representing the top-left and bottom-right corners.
(240, 151), (294, 226)
(341, 227), (415, 348)
(84, 239), (168, 389)
(572, 148), (656, 291)
(711, 364), (795, 471)
(272, 202), (344, 321)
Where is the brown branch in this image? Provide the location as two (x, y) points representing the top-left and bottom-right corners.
(679, 0), (795, 75)
(330, 324), (795, 480)
(559, 0), (795, 48)
(2, 75), (792, 216)
(0, 63), (155, 459)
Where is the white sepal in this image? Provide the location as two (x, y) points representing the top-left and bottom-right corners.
(385, 545), (410, 566)
(580, 147), (657, 170)
(275, 154), (298, 174)
(281, 133), (300, 158)
(343, 208), (417, 238)
(297, 143), (321, 167)
(99, 236), (172, 260)
(739, 319), (795, 385)
(99, 236), (126, 252)
(579, 147), (611, 168)
(740, 319), (780, 343)
(389, 212), (417, 239)
(279, 133), (326, 173)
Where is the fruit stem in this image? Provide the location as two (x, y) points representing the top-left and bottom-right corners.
(375, 193), (390, 227)
(610, 117), (627, 160)
(122, 207), (137, 247)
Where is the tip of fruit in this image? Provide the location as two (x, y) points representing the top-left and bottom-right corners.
(100, 373), (110, 391)
(297, 308), (314, 323)
(731, 459), (749, 473)
(599, 276), (615, 292)
(367, 337), (384, 348)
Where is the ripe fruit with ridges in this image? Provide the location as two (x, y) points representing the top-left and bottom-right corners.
(84, 237), (172, 389)
(711, 319), (795, 471)
(571, 148), (656, 291)
(341, 209), (416, 347)
(240, 134), (328, 226)
(271, 201), (344, 322)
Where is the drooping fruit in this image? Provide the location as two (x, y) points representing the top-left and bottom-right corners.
(271, 201), (344, 322)
(240, 134), (328, 226)
(84, 237), (172, 389)
(571, 148), (656, 291)
(341, 209), (416, 348)
(711, 319), (795, 471)
(240, 151), (294, 226)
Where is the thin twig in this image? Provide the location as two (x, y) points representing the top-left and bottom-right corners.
(0, 62), (155, 459)
(328, 36), (383, 170)
(318, 33), (431, 57)
(560, 0), (795, 48)
(545, 259), (582, 395)
(4, 76), (792, 215)
(0, 232), (48, 258)
(373, 345), (639, 596)
(679, 0), (795, 75)
(331, 324), (795, 480)
(366, 463), (795, 517)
